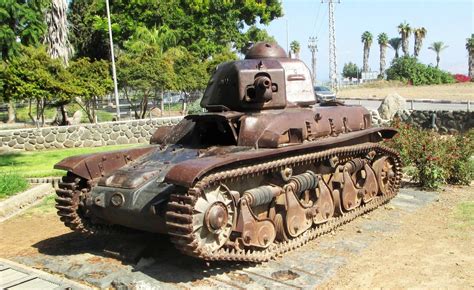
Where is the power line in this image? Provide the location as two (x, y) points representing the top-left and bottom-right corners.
(312, 1), (322, 36)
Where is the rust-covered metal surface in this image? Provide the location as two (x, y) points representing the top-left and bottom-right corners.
(54, 42), (401, 262)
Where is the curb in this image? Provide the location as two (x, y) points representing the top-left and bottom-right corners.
(0, 183), (54, 222)
(26, 177), (62, 189)
(0, 258), (91, 289)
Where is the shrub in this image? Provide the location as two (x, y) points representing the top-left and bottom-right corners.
(0, 172), (29, 199)
(386, 56), (455, 86)
(453, 74), (471, 83)
(385, 120), (473, 189)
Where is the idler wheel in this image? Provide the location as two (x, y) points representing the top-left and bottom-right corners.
(193, 185), (235, 252)
(373, 156), (396, 196)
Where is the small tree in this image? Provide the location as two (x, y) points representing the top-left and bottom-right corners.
(68, 58), (113, 123)
(343, 62), (360, 81)
(2, 46), (79, 127)
(290, 40), (301, 59)
(428, 41), (448, 68)
(388, 37), (402, 58)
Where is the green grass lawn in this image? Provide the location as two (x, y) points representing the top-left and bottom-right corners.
(0, 172), (29, 199)
(0, 144), (143, 178)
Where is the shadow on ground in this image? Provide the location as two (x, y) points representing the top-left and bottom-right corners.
(32, 231), (252, 285)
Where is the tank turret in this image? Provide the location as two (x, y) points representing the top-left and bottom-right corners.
(201, 42), (315, 112)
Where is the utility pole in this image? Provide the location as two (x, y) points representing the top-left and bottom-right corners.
(106, 0), (121, 120)
(308, 37), (318, 85)
(322, 0), (340, 91)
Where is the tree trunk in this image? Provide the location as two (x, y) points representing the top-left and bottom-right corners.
(379, 45), (386, 77)
(160, 90), (164, 116)
(7, 100), (15, 124)
(60, 105), (68, 125)
(402, 36), (409, 56)
(436, 55), (440, 68)
(414, 37), (418, 57)
(363, 46), (369, 73)
(395, 49), (399, 58)
(468, 51), (474, 79)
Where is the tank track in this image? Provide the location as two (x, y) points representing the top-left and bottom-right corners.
(166, 143), (402, 262)
(55, 175), (116, 235)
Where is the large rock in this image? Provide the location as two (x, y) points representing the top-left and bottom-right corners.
(377, 93), (407, 120)
(70, 110), (82, 125)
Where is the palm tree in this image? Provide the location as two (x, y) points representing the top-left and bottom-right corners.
(44, 0), (71, 66)
(377, 33), (389, 77)
(388, 37), (402, 58)
(466, 34), (474, 78)
(44, 0), (72, 126)
(361, 31), (373, 72)
(290, 40), (301, 59)
(398, 22), (412, 56)
(428, 41), (448, 68)
(413, 27), (427, 57)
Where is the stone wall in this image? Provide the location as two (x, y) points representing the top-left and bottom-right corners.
(395, 110), (473, 133)
(0, 117), (183, 151)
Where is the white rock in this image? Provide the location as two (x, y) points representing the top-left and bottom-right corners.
(378, 93), (407, 120)
(70, 110), (82, 125)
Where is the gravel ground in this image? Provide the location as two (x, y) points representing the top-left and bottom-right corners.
(0, 186), (472, 288)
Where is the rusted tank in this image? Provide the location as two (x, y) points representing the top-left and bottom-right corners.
(54, 42), (401, 262)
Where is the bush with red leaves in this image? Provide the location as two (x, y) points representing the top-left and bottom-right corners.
(453, 74), (471, 83)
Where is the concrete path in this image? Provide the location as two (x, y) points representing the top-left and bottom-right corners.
(7, 188), (438, 289)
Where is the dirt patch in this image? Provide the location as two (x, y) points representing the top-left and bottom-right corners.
(338, 82), (474, 100)
(0, 212), (70, 259)
(322, 185), (474, 288)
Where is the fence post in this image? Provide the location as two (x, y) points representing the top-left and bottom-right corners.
(468, 100), (470, 112)
(410, 100), (414, 110)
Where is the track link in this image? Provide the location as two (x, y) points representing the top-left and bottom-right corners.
(55, 175), (117, 235)
(166, 143), (402, 262)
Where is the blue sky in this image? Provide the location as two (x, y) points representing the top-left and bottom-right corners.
(260, 0), (473, 81)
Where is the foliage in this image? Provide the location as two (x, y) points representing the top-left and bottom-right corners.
(0, 46), (80, 125)
(0, 0), (47, 61)
(238, 26), (276, 55)
(0, 172), (28, 199)
(290, 40), (300, 57)
(386, 56), (454, 85)
(342, 62), (360, 80)
(377, 33), (388, 46)
(453, 74), (471, 83)
(0, 144), (141, 178)
(388, 37), (402, 58)
(386, 120), (473, 189)
(466, 34), (474, 50)
(68, 0), (282, 60)
(68, 58), (113, 123)
(428, 41), (448, 68)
